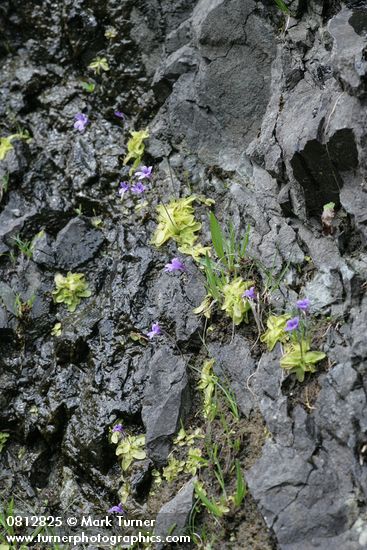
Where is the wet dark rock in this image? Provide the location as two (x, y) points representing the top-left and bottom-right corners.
(54, 217), (105, 269)
(154, 477), (195, 544)
(142, 346), (191, 465)
(32, 231), (55, 267)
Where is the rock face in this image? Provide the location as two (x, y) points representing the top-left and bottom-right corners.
(142, 347), (191, 465)
(1, 0), (367, 548)
(154, 477), (195, 544)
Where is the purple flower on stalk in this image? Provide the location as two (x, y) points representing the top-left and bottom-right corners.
(296, 298), (310, 311)
(112, 424), (124, 433)
(118, 181), (130, 196)
(131, 182), (146, 194)
(108, 503), (125, 515)
(243, 287), (256, 300)
(164, 258), (186, 273)
(147, 322), (162, 339)
(285, 317), (300, 332)
(135, 166), (153, 180)
(74, 113), (89, 132)
(114, 110), (125, 120)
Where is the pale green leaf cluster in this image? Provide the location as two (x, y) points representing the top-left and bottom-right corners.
(88, 56), (110, 74)
(185, 447), (207, 475)
(173, 426), (203, 447)
(152, 196), (209, 258)
(123, 129), (149, 174)
(51, 322), (62, 337)
(116, 434), (146, 472)
(162, 456), (186, 482)
(52, 272), (91, 312)
(280, 340), (326, 382)
(221, 278), (253, 325)
(197, 359), (217, 420)
(260, 314), (291, 350)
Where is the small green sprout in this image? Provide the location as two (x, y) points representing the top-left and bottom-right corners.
(14, 294), (35, 318)
(80, 81), (96, 93)
(280, 340), (326, 382)
(105, 26), (118, 39)
(221, 278), (253, 325)
(12, 235), (33, 258)
(115, 434), (146, 472)
(0, 433), (9, 454)
(91, 216), (103, 228)
(89, 56), (110, 75)
(260, 314), (291, 350)
(52, 272), (92, 312)
(123, 129), (149, 174)
(51, 322), (62, 336)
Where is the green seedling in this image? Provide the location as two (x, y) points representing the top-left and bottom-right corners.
(89, 56), (110, 75)
(0, 433), (9, 454)
(52, 272), (91, 312)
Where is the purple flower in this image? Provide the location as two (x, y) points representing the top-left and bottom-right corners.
(164, 258), (186, 273)
(114, 111), (125, 120)
(243, 287), (256, 300)
(74, 113), (89, 132)
(147, 322), (162, 339)
(112, 424), (124, 433)
(135, 166), (153, 180)
(296, 298), (310, 311)
(118, 181), (130, 196)
(108, 503), (125, 515)
(131, 182), (146, 194)
(285, 317), (300, 332)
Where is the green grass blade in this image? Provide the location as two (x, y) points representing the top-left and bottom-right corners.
(194, 486), (224, 518)
(274, 0), (289, 13)
(234, 460), (247, 507)
(240, 224), (251, 258)
(209, 212), (225, 261)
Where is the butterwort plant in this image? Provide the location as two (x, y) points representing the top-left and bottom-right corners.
(279, 297), (326, 382)
(52, 272), (92, 312)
